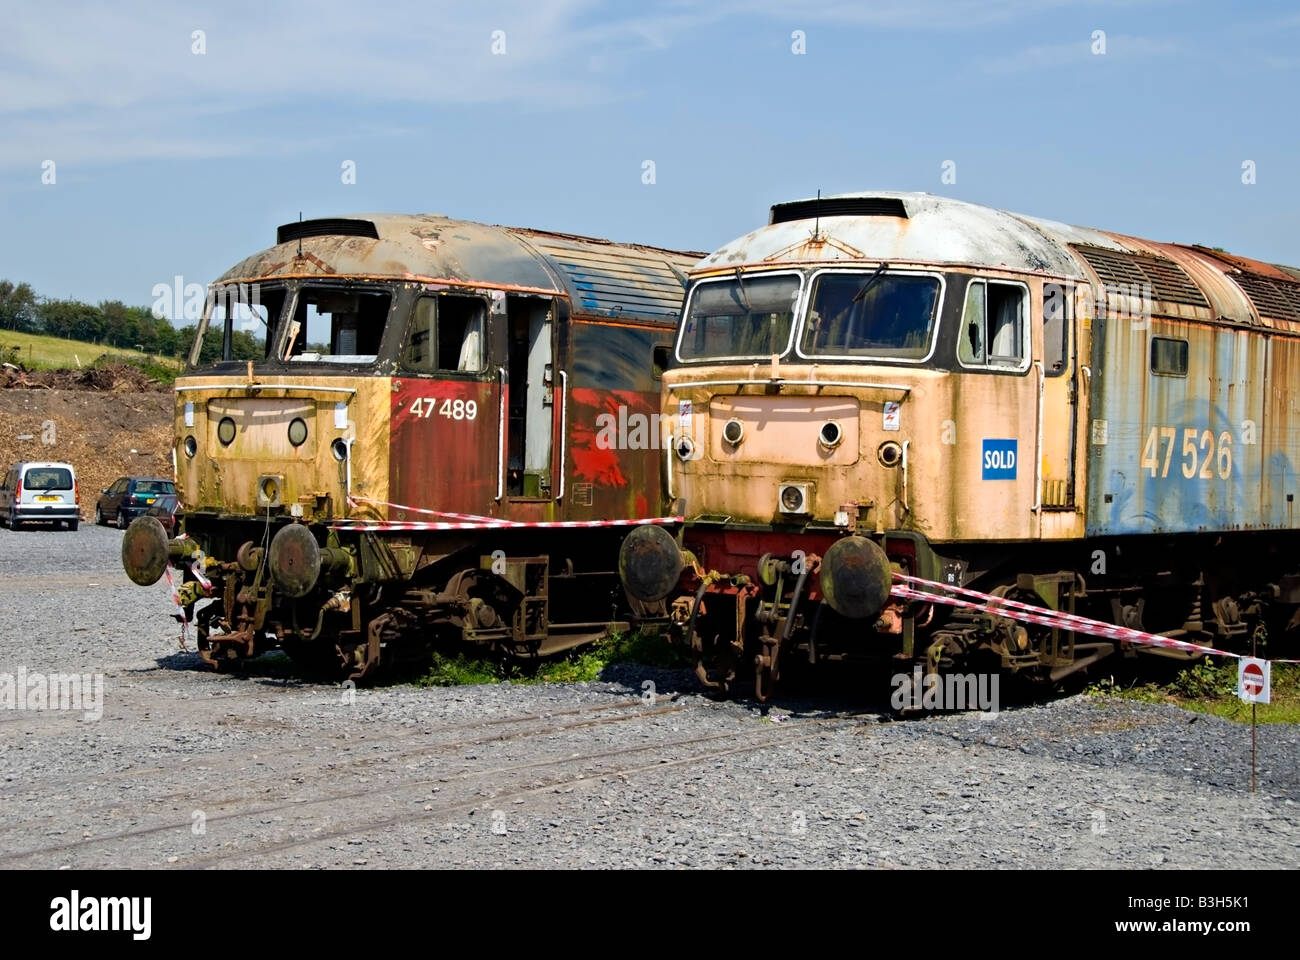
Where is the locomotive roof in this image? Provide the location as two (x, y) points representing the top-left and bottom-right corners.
(216, 214), (705, 322)
(699, 191), (1300, 331)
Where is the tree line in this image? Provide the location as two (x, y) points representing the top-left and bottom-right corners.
(0, 279), (261, 363)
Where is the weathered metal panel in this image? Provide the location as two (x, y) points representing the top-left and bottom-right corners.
(1084, 317), (1294, 535)
(521, 236), (699, 321)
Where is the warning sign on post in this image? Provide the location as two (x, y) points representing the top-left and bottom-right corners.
(1237, 657), (1270, 704)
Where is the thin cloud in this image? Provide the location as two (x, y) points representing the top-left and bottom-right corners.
(980, 33), (1181, 73)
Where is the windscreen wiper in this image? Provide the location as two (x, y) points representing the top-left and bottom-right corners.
(852, 262), (890, 303)
(732, 267), (752, 313)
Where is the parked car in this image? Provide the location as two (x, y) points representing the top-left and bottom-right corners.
(0, 461), (80, 531)
(95, 476), (176, 529)
(141, 493), (180, 536)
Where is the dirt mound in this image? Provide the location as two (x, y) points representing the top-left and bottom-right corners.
(2, 360), (166, 392)
(0, 390), (173, 520)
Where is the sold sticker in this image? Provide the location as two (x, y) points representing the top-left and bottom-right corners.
(981, 439), (1018, 480)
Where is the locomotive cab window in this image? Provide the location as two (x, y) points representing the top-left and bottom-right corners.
(677, 272), (801, 362)
(797, 269), (941, 361)
(1150, 336), (1189, 377)
(1042, 282), (1069, 376)
(402, 294), (487, 374)
(190, 284), (287, 367)
(957, 279), (1029, 371)
(285, 286), (391, 363)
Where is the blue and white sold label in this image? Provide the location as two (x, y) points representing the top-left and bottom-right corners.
(981, 439), (1018, 480)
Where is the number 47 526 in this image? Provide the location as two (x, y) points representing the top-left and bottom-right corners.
(409, 397), (478, 420)
(1140, 426), (1232, 479)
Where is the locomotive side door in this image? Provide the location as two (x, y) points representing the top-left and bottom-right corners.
(1037, 279), (1078, 514)
(502, 293), (557, 499)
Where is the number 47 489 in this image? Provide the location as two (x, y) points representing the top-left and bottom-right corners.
(1140, 426), (1232, 479)
(409, 397), (478, 420)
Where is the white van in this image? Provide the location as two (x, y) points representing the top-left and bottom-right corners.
(0, 461), (80, 531)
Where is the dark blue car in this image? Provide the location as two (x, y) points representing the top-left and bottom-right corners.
(95, 476), (176, 529)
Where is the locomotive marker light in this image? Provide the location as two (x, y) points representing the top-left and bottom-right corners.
(722, 418), (745, 446)
(619, 524), (684, 603)
(778, 482), (810, 515)
(818, 536), (892, 621)
(818, 420), (843, 450)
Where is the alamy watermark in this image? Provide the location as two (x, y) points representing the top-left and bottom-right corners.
(890, 667), (999, 714)
(1045, 281), (1153, 327)
(0, 667), (103, 721)
(151, 277), (263, 327)
(595, 403), (702, 458)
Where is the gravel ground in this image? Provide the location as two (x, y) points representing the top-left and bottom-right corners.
(1, 523), (1297, 869)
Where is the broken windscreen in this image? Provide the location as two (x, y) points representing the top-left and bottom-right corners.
(283, 285), (393, 363)
(676, 273), (801, 362)
(189, 284), (287, 367)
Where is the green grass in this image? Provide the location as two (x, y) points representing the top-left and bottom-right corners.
(1088, 660), (1300, 723)
(414, 628), (690, 689)
(0, 330), (182, 372)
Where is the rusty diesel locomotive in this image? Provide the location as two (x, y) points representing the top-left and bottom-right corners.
(122, 215), (700, 678)
(619, 192), (1300, 700)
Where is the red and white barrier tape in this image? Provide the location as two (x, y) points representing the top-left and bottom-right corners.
(340, 494), (681, 531)
(891, 572), (1300, 664)
(347, 495), (501, 524)
(162, 564), (191, 649)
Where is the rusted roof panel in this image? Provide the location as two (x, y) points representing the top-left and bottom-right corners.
(523, 235), (699, 320)
(217, 214), (702, 323)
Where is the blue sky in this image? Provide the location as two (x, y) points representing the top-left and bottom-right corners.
(2, 0), (1298, 307)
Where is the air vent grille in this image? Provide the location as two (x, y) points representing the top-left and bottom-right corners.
(276, 218), (379, 245)
(1072, 244), (1209, 308)
(1230, 273), (1300, 323)
(769, 197), (908, 225)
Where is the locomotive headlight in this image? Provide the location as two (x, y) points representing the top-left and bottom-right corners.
(722, 418), (745, 446)
(878, 441), (903, 467)
(675, 436), (696, 461)
(778, 482), (810, 514)
(184, 435), (197, 458)
(217, 416), (236, 446)
(331, 438), (349, 462)
(818, 420), (843, 450)
(288, 417), (308, 447)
